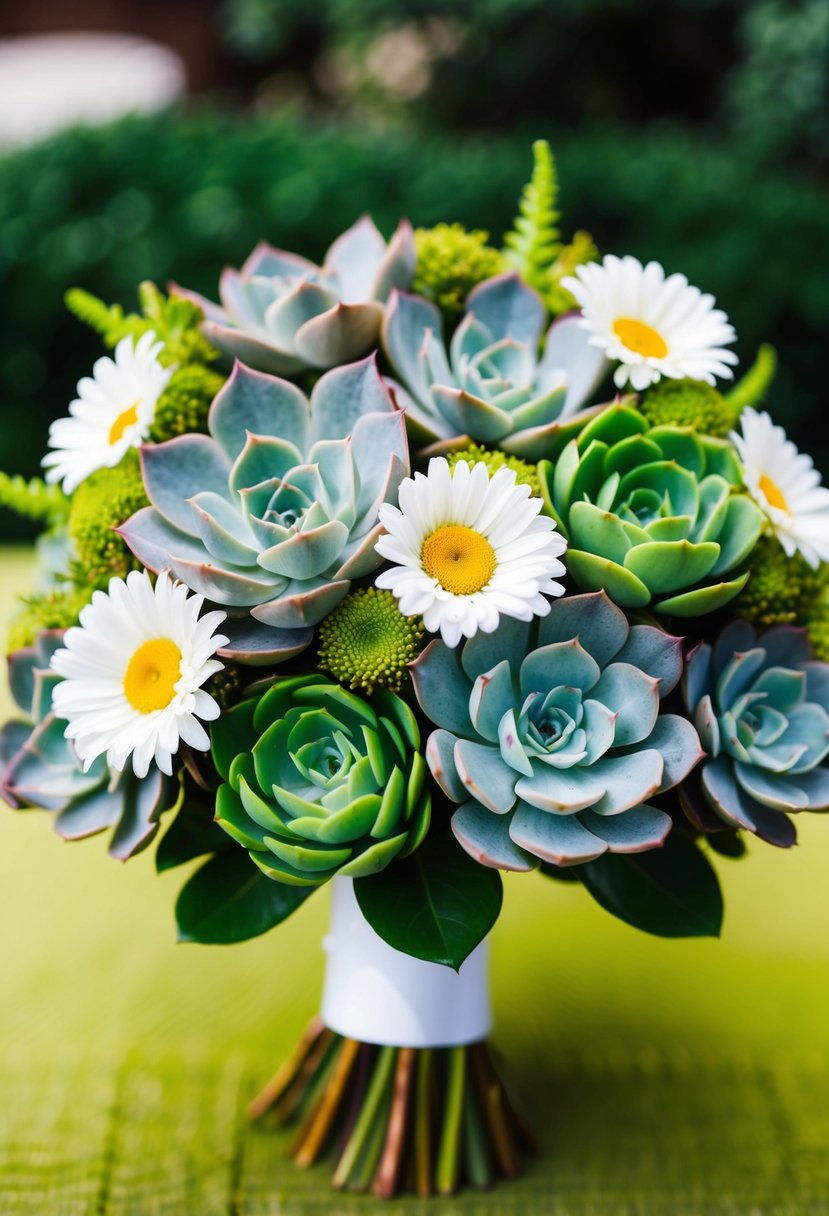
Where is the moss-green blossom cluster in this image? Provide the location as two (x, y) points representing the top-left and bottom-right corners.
(67, 451), (149, 588)
(637, 378), (737, 438)
(730, 536), (824, 629)
(807, 605), (829, 662)
(317, 588), (423, 694)
(149, 364), (226, 442)
(205, 663), (246, 711)
(413, 224), (505, 315)
(5, 583), (93, 653)
(447, 444), (541, 496)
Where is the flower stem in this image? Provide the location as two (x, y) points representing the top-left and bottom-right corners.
(248, 1023), (532, 1198)
(332, 1045), (397, 1190)
(436, 1045), (466, 1195)
(413, 1047), (435, 1197)
(292, 1037), (361, 1166)
(245, 1016), (326, 1121)
(372, 1046), (416, 1198)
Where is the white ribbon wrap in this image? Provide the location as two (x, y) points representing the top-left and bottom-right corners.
(320, 876), (492, 1048)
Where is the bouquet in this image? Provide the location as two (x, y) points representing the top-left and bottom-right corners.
(2, 140), (828, 1199)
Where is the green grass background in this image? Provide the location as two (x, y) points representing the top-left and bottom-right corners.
(1, 545), (827, 1214)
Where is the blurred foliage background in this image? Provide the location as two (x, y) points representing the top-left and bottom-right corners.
(1, 0), (827, 537)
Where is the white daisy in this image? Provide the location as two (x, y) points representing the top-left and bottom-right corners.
(50, 571), (228, 778)
(730, 408), (829, 569)
(42, 331), (172, 493)
(375, 457), (567, 648)
(562, 254), (738, 392)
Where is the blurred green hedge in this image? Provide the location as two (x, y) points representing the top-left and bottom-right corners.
(1, 106), (827, 537)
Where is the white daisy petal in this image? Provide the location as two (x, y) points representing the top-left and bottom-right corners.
(731, 408), (829, 569)
(374, 457), (567, 647)
(562, 253), (737, 391)
(41, 331), (172, 493)
(48, 571), (226, 777)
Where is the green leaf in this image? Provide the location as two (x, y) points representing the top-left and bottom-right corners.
(175, 848), (313, 944)
(155, 798), (231, 873)
(354, 829), (503, 970)
(726, 343), (777, 412)
(577, 830), (723, 938)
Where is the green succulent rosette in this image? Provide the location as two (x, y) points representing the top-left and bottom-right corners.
(1, 632), (181, 858)
(538, 404), (764, 615)
(680, 620), (829, 847)
(411, 591), (702, 869)
(211, 675), (431, 886)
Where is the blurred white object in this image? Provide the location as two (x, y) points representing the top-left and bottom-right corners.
(0, 32), (186, 148)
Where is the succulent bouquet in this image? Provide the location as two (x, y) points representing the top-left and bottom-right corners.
(2, 141), (828, 1199)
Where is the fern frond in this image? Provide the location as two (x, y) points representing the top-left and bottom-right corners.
(0, 472), (69, 526)
(726, 344), (778, 412)
(64, 288), (130, 345)
(502, 139), (562, 291)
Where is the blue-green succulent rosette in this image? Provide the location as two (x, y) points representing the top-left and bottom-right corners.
(119, 354), (409, 660)
(680, 620), (829, 847)
(410, 590), (703, 869)
(175, 216), (416, 376)
(538, 404), (765, 616)
(383, 271), (609, 459)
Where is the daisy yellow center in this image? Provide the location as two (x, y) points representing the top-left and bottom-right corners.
(123, 638), (182, 713)
(109, 401), (141, 446)
(421, 525), (496, 595)
(759, 473), (790, 514)
(613, 318), (669, 359)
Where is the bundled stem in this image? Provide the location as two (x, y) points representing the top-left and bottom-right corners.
(249, 1022), (532, 1198)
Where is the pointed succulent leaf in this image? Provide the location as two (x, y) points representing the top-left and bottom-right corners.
(324, 215), (386, 303)
(452, 801), (537, 871)
(654, 571), (749, 616)
(465, 272), (545, 348)
(510, 801), (607, 866)
(141, 436), (232, 532)
(209, 362), (310, 460)
(580, 804), (672, 853)
(566, 550), (652, 607)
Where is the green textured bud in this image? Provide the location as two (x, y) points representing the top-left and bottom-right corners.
(149, 364), (226, 442)
(68, 451), (148, 588)
(5, 584), (93, 653)
(413, 224), (506, 315)
(637, 378), (736, 438)
(317, 588), (423, 694)
(447, 445), (541, 497)
(211, 676), (431, 886)
(205, 662), (247, 711)
(730, 536), (824, 628)
(807, 604), (829, 662)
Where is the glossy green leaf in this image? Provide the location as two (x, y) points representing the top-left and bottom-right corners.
(155, 799), (231, 873)
(354, 829), (503, 970)
(577, 830), (723, 938)
(175, 848), (312, 944)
